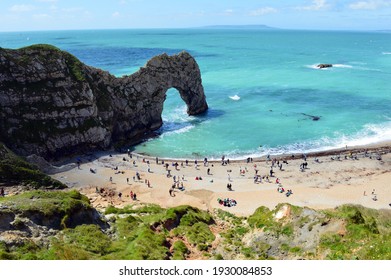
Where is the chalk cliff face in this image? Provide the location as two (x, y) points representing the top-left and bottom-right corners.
(0, 44), (207, 158)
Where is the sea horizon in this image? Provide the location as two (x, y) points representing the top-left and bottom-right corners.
(2, 25), (391, 34)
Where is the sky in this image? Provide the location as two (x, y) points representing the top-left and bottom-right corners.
(0, 0), (390, 32)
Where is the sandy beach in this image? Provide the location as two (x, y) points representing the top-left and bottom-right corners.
(51, 143), (391, 216)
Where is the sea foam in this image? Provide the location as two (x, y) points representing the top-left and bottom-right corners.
(332, 64), (353, 68)
(229, 94), (241, 101)
(306, 63), (353, 70)
(220, 121), (391, 160)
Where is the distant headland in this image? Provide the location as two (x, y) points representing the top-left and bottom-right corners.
(201, 24), (278, 30)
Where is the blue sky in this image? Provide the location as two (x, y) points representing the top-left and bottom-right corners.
(0, 0), (390, 31)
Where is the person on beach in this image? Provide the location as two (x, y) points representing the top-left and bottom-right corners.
(109, 176), (113, 183)
(1, 187), (4, 197)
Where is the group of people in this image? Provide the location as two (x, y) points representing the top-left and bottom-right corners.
(217, 197), (237, 207)
(89, 151), (297, 209)
(129, 191), (137, 200)
(277, 186), (293, 197)
(299, 162), (308, 171)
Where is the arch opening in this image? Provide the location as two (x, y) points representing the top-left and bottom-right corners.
(159, 88), (195, 135)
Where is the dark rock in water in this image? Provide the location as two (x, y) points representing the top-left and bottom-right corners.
(317, 64), (333, 69)
(302, 113), (321, 121)
(311, 116), (320, 121)
(0, 44), (208, 159)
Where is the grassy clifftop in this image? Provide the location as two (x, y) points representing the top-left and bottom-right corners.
(1, 192), (390, 260)
(0, 142), (66, 189)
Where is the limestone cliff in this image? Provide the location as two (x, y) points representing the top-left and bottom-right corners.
(0, 44), (208, 158)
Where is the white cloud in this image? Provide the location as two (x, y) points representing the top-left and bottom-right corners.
(36, 0), (58, 3)
(9, 4), (35, 13)
(32, 13), (52, 20)
(349, 0), (391, 10)
(295, 0), (329, 11)
(112, 11), (121, 18)
(223, 9), (234, 16)
(62, 7), (83, 13)
(250, 7), (278, 16)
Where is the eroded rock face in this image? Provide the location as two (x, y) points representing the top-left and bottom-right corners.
(0, 45), (208, 158)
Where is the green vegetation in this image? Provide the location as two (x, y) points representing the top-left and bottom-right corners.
(172, 222), (215, 251)
(0, 190), (91, 229)
(19, 44), (61, 52)
(248, 205), (276, 229)
(104, 204), (163, 215)
(64, 52), (86, 82)
(0, 143), (66, 189)
(18, 44), (86, 82)
(163, 205), (214, 226)
(318, 205), (391, 260)
(1, 190), (390, 260)
(172, 240), (189, 260)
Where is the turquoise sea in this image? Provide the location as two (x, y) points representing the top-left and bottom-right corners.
(1, 28), (391, 159)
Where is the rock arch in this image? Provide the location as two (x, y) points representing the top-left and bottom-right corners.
(0, 45), (208, 158)
(116, 51), (208, 134)
(127, 52), (207, 115)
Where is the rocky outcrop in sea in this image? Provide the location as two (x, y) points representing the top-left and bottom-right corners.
(0, 44), (208, 159)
